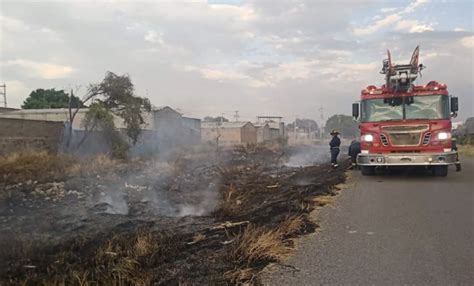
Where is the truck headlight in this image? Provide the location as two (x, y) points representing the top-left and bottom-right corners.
(362, 134), (374, 142)
(438, 132), (450, 140)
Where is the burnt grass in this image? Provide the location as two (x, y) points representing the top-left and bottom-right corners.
(0, 145), (347, 285)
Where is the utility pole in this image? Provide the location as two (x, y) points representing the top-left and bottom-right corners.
(318, 106), (324, 139)
(233, 110), (240, 122)
(0, 84), (6, 108)
(294, 119), (297, 141)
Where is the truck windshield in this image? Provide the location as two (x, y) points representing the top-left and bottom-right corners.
(361, 97), (403, 122)
(361, 94), (449, 122)
(405, 95), (449, 120)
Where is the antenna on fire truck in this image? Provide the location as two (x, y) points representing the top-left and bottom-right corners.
(380, 46), (425, 92)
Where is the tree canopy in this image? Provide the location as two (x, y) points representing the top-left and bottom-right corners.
(76, 72), (152, 146)
(325, 114), (359, 138)
(203, 116), (229, 123)
(287, 118), (319, 132)
(81, 103), (129, 159)
(22, 89), (83, 109)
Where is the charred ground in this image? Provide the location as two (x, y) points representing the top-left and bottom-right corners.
(0, 145), (347, 285)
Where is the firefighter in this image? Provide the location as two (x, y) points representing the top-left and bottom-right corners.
(348, 138), (361, 169)
(452, 138), (461, 172)
(329, 129), (341, 168)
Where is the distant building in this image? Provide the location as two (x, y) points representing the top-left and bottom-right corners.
(201, 121), (257, 146)
(254, 123), (271, 143)
(266, 121), (286, 140)
(465, 117), (474, 135)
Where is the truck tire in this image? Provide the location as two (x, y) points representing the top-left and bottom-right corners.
(432, 165), (448, 177)
(361, 166), (376, 176)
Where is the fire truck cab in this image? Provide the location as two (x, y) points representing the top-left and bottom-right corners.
(352, 47), (459, 177)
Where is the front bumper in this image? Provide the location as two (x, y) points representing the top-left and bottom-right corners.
(357, 151), (457, 166)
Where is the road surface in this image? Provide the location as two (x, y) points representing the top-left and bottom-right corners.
(263, 158), (473, 285)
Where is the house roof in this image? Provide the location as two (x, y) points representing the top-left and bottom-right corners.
(254, 123), (269, 128)
(153, 106), (182, 115)
(201, 121), (254, 129)
(267, 122), (282, 129)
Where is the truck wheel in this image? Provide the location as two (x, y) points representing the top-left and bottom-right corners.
(361, 166), (376, 176)
(432, 165), (448, 177)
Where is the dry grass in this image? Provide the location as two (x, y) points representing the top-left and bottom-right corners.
(230, 225), (291, 266)
(278, 215), (306, 238)
(458, 145), (474, 157)
(313, 195), (334, 207)
(226, 216), (306, 283)
(219, 183), (243, 217)
(67, 154), (121, 177)
(89, 229), (161, 284)
(229, 217), (306, 266)
(0, 150), (125, 185)
(332, 171), (354, 190)
(225, 267), (257, 284)
(0, 151), (74, 184)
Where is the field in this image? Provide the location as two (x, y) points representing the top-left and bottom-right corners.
(0, 145), (347, 285)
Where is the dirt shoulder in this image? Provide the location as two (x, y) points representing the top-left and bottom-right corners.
(0, 145), (347, 285)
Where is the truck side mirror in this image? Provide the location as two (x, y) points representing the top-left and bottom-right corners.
(352, 103), (359, 119)
(450, 96), (459, 112)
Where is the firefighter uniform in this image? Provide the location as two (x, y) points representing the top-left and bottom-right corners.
(348, 140), (361, 169)
(329, 130), (341, 168)
(452, 138), (461, 172)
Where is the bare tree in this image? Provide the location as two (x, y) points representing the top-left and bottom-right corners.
(67, 71), (152, 150)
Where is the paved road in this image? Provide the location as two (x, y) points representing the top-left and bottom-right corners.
(263, 158), (474, 286)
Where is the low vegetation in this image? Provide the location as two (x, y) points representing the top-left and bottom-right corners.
(0, 151), (74, 184)
(458, 145), (474, 157)
(0, 146), (347, 284)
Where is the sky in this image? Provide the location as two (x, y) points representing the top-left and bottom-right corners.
(0, 0), (473, 123)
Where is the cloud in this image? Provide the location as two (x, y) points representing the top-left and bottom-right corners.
(182, 65), (267, 87)
(2, 59), (74, 79)
(0, 1), (472, 121)
(402, 0), (430, 14)
(380, 7), (397, 13)
(460, 36), (474, 49)
(353, 0), (431, 36)
(395, 20), (434, 33)
(144, 30), (163, 44)
(353, 13), (401, 36)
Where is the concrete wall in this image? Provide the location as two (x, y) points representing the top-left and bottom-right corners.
(201, 124), (220, 144)
(241, 123), (257, 144)
(154, 107), (185, 151)
(256, 124), (271, 143)
(202, 122), (257, 146)
(182, 117), (202, 145)
(0, 108), (128, 130)
(201, 124), (243, 146)
(0, 118), (64, 155)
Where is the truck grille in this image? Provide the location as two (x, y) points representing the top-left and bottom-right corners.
(380, 134), (389, 146)
(422, 132), (431, 145)
(382, 125), (429, 147)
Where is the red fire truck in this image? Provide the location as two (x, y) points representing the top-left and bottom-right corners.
(352, 46), (459, 177)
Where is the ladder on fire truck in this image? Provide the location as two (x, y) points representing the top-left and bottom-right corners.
(380, 46), (425, 91)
